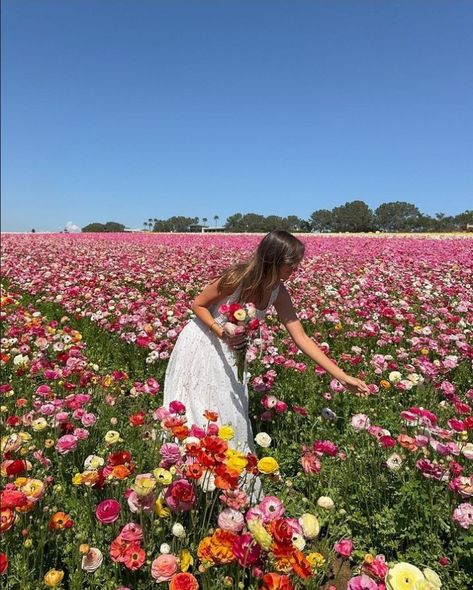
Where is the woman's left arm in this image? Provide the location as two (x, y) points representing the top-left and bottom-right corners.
(273, 284), (370, 396)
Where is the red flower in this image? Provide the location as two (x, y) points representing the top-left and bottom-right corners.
(129, 411), (146, 427)
(5, 460), (28, 476)
(261, 573), (294, 590)
(107, 450), (132, 466)
(270, 519), (293, 544)
(0, 553), (7, 575)
(0, 489), (28, 509)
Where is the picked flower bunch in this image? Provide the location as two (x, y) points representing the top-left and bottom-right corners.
(218, 301), (261, 382)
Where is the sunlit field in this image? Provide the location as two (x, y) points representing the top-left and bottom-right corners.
(1, 233), (472, 590)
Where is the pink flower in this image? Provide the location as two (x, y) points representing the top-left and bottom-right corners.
(160, 443), (182, 468)
(169, 400), (186, 414)
(233, 533), (261, 566)
(218, 508), (245, 533)
(313, 440), (338, 457)
(151, 553), (179, 582)
(452, 502), (473, 529)
(120, 522), (144, 542)
(259, 496), (285, 522)
(55, 434), (78, 454)
(348, 574), (378, 590)
(96, 499), (121, 524)
(334, 538), (353, 558)
(81, 412), (96, 426)
(351, 414), (371, 431)
(127, 491), (155, 513)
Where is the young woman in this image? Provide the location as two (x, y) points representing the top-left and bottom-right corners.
(163, 230), (369, 451)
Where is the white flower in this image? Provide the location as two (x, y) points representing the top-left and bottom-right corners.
(83, 455), (104, 470)
(13, 354), (29, 366)
(291, 533), (306, 551)
(316, 496), (334, 510)
(423, 568), (442, 589)
(255, 432), (272, 448)
(198, 471), (216, 492)
(351, 413), (371, 431)
(81, 548), (103, 573)
(172, 523), (186, 538)
(461, 443), (473, 460)
(407, 373), (422, 384)
(386, 453), (403, 472)
(160, 543), (171, 554)
(388, 371), (402, 383)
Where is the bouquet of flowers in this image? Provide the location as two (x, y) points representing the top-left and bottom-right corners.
(218, 301), (261, 382)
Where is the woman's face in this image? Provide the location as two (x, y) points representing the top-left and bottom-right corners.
(278, 260), (301, 281)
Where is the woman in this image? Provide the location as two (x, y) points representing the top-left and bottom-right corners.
(163, 230), (369, 451)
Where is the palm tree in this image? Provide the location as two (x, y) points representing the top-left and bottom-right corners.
(202, 217), (208, 227)
(143, 221), (148, 230)
(214, 215), (219, 227)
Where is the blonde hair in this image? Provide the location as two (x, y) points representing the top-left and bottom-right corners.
(218, 230), (305, 304)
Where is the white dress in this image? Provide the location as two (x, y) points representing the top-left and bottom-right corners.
(163, 283), (281, 452)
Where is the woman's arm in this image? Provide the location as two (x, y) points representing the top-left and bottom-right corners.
(192, 279), (247, 349)
(273, 283), (370, 395)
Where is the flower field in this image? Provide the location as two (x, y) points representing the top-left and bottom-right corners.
(1, 233), (472, 590)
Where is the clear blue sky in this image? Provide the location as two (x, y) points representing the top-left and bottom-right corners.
(2, 0), (472, 232)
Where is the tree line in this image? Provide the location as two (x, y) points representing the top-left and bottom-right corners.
(82, 201), (472, 233)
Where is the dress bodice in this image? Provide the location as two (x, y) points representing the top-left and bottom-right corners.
(209, 283), (281, 324)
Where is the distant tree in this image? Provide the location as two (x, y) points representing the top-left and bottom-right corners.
(82, 221), (125, 232)
(214, 215), (219, 227)
(103, 221), (125, 232)
(225, 213), (244, 232)
(82, 223), (106, 232)
(202, 217), (208, 227)
(143, 221), (148, 230)
(310, 209), (333, 232)
(31, 228), (36, 233)
(374, 202), (421, 232)
(330, 201), (373, 232)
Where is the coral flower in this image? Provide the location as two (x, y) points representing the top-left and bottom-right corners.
(151, 553), (179, 582)
(261, 573), (294, 590)
(49, 511), (73, 530)
(122, 544), (146, 571)
(169, 572), (199, 590)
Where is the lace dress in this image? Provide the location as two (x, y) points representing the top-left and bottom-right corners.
(163, 283), (281, 452)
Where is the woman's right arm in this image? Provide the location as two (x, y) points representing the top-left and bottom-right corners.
(191, 279), (247, 349)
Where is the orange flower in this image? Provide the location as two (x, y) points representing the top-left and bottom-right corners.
(397, 434), (418, 451)
(214, 464), (240, 490)
(49, 511), (73, 531)
(261, 573), (294, 590)
(0, 508), (15, 533)
(111, 465), (132, 480)
(380, 380), (391, 389)
(184, 463), (203, 480)
(271, 544), (312, 579)
(197, 529), (237, 566)
(172, 425), (190, 441)
(185, 441), (201, 457)
(169, 572), (199, 590)
(203, 410), (219, 422)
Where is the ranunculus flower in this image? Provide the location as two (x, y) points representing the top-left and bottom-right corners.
(334, 538), (353, 558)
(257, 457), (279, 474)
(95, 499), (121, 524)
(259, 496), (285, 522)
(232, 532), (261, 567)
(299, 513), (320, 539)
(348, 574), (378, 590)
(151, 553), (179, 582)
(317, 496), (334, 510)
(218, 508), (245, 533)
(165, 479), (196, 511)
(43, 569), (64, 588)
(385, 562), (425, 590)
(169, 572), (199, 590)
(81, 547), (104, 572)
(0, 552), (7, 575)
(55, 434), (78, 454)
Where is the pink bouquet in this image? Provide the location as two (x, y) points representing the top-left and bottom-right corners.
(218, 301), (261, 382)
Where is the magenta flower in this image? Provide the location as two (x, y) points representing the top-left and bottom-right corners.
(96, 499), (121, 524)
(334, 538), (353, 558)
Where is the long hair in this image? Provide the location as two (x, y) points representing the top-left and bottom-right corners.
(218, 230), (305, 304)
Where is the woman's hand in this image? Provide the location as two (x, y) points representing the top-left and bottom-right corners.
(221, 324), (248, 351)
(340, 375), (370, 397)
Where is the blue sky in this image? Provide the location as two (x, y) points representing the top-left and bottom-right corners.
(2, 0), (472, 232)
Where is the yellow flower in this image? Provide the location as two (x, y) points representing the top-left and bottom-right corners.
(153, 468), (173, 485)
(79, 544), (90, 554)
(420, 348), (429, 356)
(219, 424), (235, 441)
(226, 449), (248, 474)
(179, 548), (194, 572)
(19, 431), (32, 442)
(132, 475), (156, 497)
(45, 439), (55, 448)
(299, 513), (320, 539)
(20, 479), (45, 501)
(23, 539), (33, 549)
(32, 418), (48, 432)
(386, 562), (425, 590)
(257, 456), (279, 474)
(155, 496), (171, 518)
(233, 309), (246, 321)
(422, 569), (441, 589)
(307, 552), (325, 569)
(72, 473), (83, 486)
(380, 380), (391, 389)
(247, 519), (272, 550)
(104, 430), (122, 444)
(43, 569), (64, 588)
